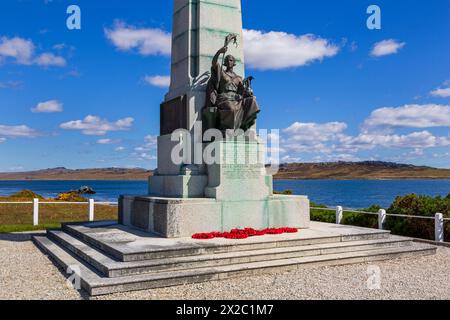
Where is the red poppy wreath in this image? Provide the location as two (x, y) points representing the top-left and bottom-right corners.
(192, 227), (298, 240)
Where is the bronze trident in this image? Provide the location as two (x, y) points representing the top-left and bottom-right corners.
(221, 33), (239, 66)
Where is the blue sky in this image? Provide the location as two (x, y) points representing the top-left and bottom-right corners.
(0, 0), (449, 171)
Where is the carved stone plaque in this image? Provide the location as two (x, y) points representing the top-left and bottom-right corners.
(160, 95), (187, 136)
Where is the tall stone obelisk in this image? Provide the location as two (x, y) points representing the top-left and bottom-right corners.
(153, 0), (246, 197)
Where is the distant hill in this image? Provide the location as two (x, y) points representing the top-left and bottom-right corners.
(0, 167), (153, 181)
(273, 161), (450, 180)
(0, 162), (450, 181)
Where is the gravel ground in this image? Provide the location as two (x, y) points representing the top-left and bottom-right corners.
(1, 234), (449, 300)
(0, 233), (80, 300)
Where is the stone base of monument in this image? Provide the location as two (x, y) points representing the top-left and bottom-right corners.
(33, 221), (436, 296)
(119, 195), (310, 238)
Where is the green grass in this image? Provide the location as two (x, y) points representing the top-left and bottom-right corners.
(0, 202), (118, 233)
(0, 223), (62, 233)
(0, 190), (119, 234)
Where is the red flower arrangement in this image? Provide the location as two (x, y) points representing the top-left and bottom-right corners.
(192, 227), (298, 240)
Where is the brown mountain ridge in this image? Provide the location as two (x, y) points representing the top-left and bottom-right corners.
(0, 162), (449, 180)
(0, 167), (153, 181)
(274, 161), (450, 180)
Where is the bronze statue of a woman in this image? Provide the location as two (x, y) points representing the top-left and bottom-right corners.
(203, 34), (260, 133)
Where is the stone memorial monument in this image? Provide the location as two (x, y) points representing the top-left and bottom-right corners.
(119, 0), (310, 238)
(33, 1), (436, 296)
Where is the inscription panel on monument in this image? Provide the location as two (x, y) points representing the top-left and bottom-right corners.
(221, 143), (264, 180)
(222, 164), (264, 180)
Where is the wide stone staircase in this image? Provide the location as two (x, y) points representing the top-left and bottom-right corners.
(33, 221), (436, 296)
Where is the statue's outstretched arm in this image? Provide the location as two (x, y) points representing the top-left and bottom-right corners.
(212, 46), (228, 68)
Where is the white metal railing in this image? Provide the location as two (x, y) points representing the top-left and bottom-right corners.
(311, 206), (449, 243)
(1, 200), (447, 242)
(0, 199), (118, 226)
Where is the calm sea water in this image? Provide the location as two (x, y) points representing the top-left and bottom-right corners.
(0, 180), (449, 209)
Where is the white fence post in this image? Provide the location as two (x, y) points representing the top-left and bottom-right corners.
(378, 209), (386, 230)
(33, 198), (39, 226)
(435, 213), (444, 243)
(89, 199), (95, 222)
(336, 206), (343, 225)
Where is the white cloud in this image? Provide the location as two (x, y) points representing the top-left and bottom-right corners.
(0, 137), (6, 143)
(331, 154), (362, 162)
(97, 138), (121, 145)
(433, 152), (450, 158)
(310, 153), (361, 163)
(0, 81), (23, 89)
(243, 29), (339, 70)
(0, 36), (34, 64)
(281, 122), (349, 156)
(8, 166), (25, 172)
(279, 116), (450, 163)
(144, 75), (170, 88)
(344, 131), (450, 150)
(105, 21), (171, 56)
(137, 153), (157, 161)
(409, 148), (425, 156)
(60, 115), (134, 136)
(31, 100), (63, 113)
(0, 36), (66, 67)
(135, 135), (157, 152)
(53, 43), (66, 50)
(281, 155), (302, 163)
(283, 122), (347, 142)
(363, 104), (450, 130)
(115, 146), (125, 152)
(104, 24), (339, 71)
(0, 125), (38, 138)
(278, 102), (450, 164)
(431, 87), (450, 98)
(370, 39), (405, 57)
(34, 53), (66, 67)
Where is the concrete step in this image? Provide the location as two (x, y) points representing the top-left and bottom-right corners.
(61, 222), (392, 262)
(48, 229), (413, 278)
(33, 235), (436, 296)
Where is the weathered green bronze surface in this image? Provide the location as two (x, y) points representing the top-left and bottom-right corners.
(203, 34), (260, 133)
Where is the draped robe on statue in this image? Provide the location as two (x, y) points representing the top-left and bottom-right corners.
(203, 62), (260, 132)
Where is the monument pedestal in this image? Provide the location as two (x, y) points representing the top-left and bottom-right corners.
(120, 140), (310, 238)
(119, 195), (310, 238)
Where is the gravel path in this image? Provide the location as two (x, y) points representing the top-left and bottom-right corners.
(1, 234), (449, 300)
(0, 233), (80, 300)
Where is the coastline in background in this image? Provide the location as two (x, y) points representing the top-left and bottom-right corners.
(0, 179), (449, 208)
(1, 162), (450, 181)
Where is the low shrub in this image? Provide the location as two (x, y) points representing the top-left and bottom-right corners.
(0, 189), (45, 201)
(55, 192), (87, 202)
(385, 194), (450, 240)
(310, 194), (450, 241)
(274, 190), (294, 195)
